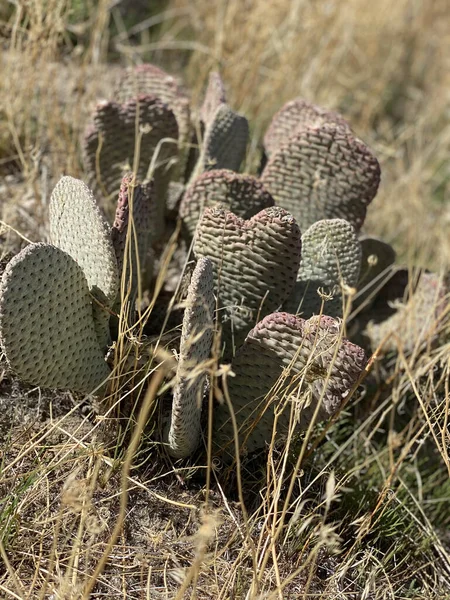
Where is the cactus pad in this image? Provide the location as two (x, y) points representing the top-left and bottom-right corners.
(264, 98), (350, 157)
(83, 95), (179, 205)
(193, 103), (249, 179)
(111, 174), (154, 308)
(167, 181), (186, 217)
(179, 169), (274, 240)
(114, 64), (191, 182)
(200, 71), (227, 126)
(261, 123), (380, 231)
(285, 219), (361, 317)
(213, 312), (367, 458)
(50, 176), (119, 348)
(194, 206), (302, 352)
(167, 257), (215, 458)
(0, 243), (110, 393)
(114, 64), (190, 145)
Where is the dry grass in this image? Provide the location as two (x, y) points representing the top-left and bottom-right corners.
(1, 0), (450, 598)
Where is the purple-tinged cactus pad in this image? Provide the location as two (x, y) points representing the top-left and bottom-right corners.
(366, 271), (448, 354)
(114, 63), (191, 179)
(200, 71), (227, 126)
(285, 219), (361, 318)
(112, 175), (153, 238)
(114, 64), (190, 138)
(261, 123), (380, 232)
(83, 95), (179, 209)
(168, 257), (215, 458)
(214, 312), (367, 458)
(111, 174), (155, 307)
(194, 206), (302, 352)
(179, 169), (274, 240)
(264, 98), (350, 158)
(0, 243), (110, 393)
(49, 176), (119, 348)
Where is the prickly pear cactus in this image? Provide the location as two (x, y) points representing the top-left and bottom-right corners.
(285, 219), (361, 318)
(111, 174), (154, 311)
(167, 257), (215, 458)
(194, 206), (302, 353)
(192, 103), (249, 180)
(114, 64), (191, 182)
(200, 71), (227, 127)
(179, 169), (274, 240)
(0, 243), (110, 393)
(166, 181), (186, 217)
(49, 176), (119, 349)
(83, 95), (179, 210)
(261, 123), (381, 232)
(114, 64), (190, 145)
(0, 71), (380, 461)
(213, 312), (367, 459)
(264, 98), (351, 158)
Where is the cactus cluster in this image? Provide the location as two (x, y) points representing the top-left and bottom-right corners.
(2, 64), (444, 462)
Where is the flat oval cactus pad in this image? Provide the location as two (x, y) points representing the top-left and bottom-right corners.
(0, 243), (111, 394)
(261, 123), (380, 232)
(214, 312), (367, 459)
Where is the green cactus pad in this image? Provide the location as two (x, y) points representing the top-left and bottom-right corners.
(285, 219), (361, 318)
(264, 98), (350, 158)
(50, 176), (119, 303)
(366, 271), (448, 354)
(167, 257), (215, 458)
(213, 312), (367, 458)
(111, 174), (154, 310)
(0, 243), (111, 393)
(200, 71), (227, 126)
(194, 206), (302, 353)
(49, 176), (119, 346)
(179, 169), (274, 240)
(261, 123), (380, 232)
(49, 176), (119, 348)
(193, 103), (249, 180)
(83, 95), (179, 208)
